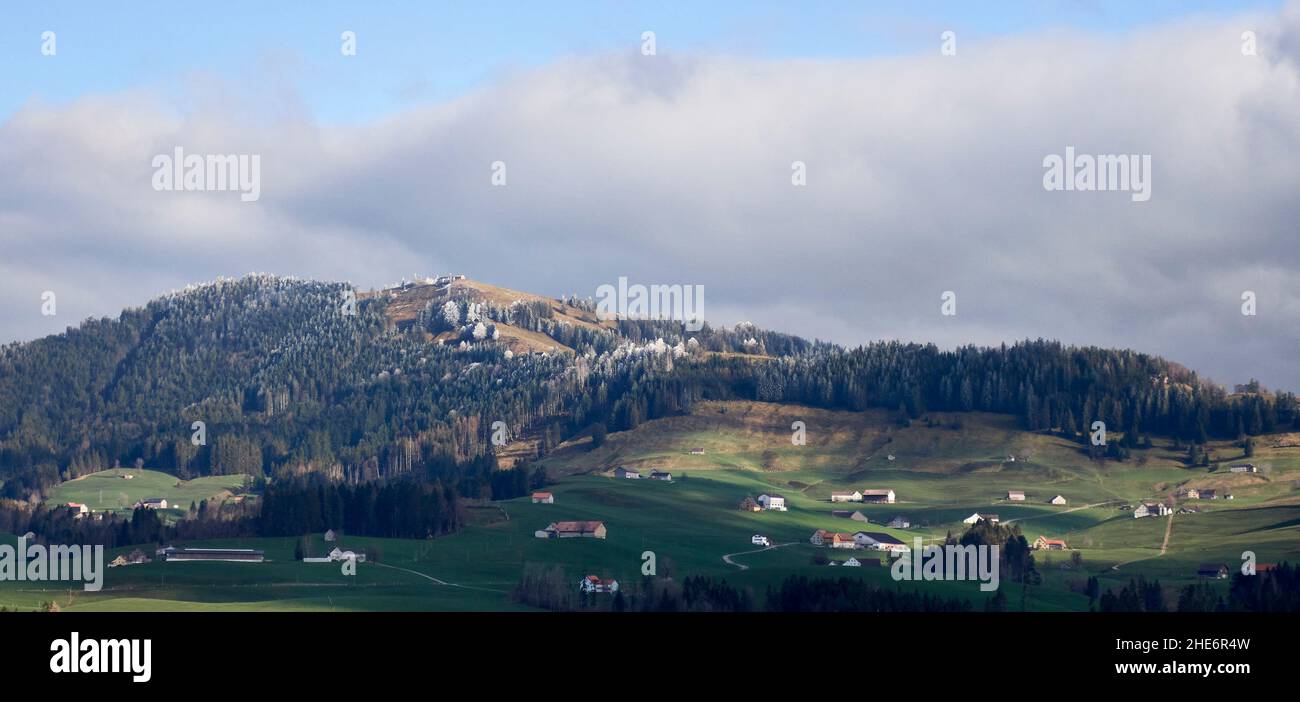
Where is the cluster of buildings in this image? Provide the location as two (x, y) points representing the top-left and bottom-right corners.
(829, 489), (896, 504)
(810, 529), (909, 553)
(578, 575), (620, 593)
(1133, 502), (1173, 519)
(134, 498), (169, 510)
(613, 467), (672, 481)
(1179, 487), (1233, 501)
(739, 494), (787, 512)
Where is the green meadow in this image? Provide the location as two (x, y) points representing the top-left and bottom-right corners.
(45, 468), (248, 516)
(5, 401), (1299, 612)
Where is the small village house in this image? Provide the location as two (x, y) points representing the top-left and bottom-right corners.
(887, 516), (910, 529)
(963, 513), (999, 525)
(324, 529), (337, 542)
(830, 490), (862, 503)
(1007, 490), (1025, 502)
(854, 532), (909, 553)
(1134, 502), (1172, 519)
(1049, 495), (1067, 506)
(531, 491), (555, 504)
(1033, 536), (1068, 551)
(536, 521), (608, 539)
(757, 494), (787, 511)
(579, 575), (620, 593)
(649, 470), (672, 482)
(1199, 489), (1218, 500)
(65, 502), (89, 518)
(860, 489), (895, 504)
(831, 510), (870, 523)
(1228, 463), (1257, 473)
(1181, 488), (1200, 500)
(136, 497), (169, 510)
(613, 467), (640, 479)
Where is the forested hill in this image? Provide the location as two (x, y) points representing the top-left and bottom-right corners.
(0, 274), (1295, 501)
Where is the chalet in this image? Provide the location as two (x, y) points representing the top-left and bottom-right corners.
(860, 489), (896, 504)
(854, 532), (909, 553)
(1007, 491), (1025, 502)
(1228, 463), (1258, 473)
(739, 497), (762, 512)
(689, 447), (706, 455)
(136, 497), (168, 510)
(1033, 536), (1068, 551)
(163, 548), (264, 563)
(329, 547), (367, 563)
(531, 491), (555, 504)
(649, 470), (673, 482)
(579, 575), (620, 593)
(65, 503), (89, 518)
(1197, 564), (1229, 579)
(963, 513), (999, 525)
(830, 491), (862, 503)
(537, 521), (608, 539)
(757, 494), (787, 511)
(324, 529), (337, 542)
(1134, 502), (1172, 519)
(613, 467), (640, 479)
(1050, 495), (1067, 506)
(887, 516), (911, 529)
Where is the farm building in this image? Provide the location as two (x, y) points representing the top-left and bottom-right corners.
(840, 557), (862, 567)
(854, 532), (909, 553)
(531, 492), (555, 504)
(757, 494), (787, 511)
(888, 516), (911, 529)
(739, 497), (762, 512)
(162, 547), (264, 563)
(613, 467), (640, 479)
(1134, 503), (1172, 519)
(690, 447), (706, 455)
(860, 489), (895, 504)
(963, 513), (999, 525)
(649, 470), (672, 482)
(1228, 463), (1257, 473)
(1007, 491), (1025, 502)
(1199, 489), (1218, 500)
(136, 497), (169, 510)
(1197, 564), (1229, 579)
(1033, 536), (1068, 550)
(831, 510), (870, 523)
(1181, 488), (1200, 499)
(65, 502), (89, 518)
(1050, 495), (1067, 505)
(830, 491), (862, 503)
(536, 521), (608, 539)
(579, 575), (620, 593)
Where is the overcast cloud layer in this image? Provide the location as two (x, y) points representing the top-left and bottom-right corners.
(2, 5), (1299, 390)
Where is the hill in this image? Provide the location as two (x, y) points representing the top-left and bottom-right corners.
(45, 468), (248, 515)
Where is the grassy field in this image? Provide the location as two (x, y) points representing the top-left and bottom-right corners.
(5, 401), (1299, 612)
(45, 468), (248, 516)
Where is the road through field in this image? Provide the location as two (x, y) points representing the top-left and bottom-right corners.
(722, 542), (796, 570)
(1111, 512), (1174, 571)
(1002, 500), (1123, 525)
(370, 561), (506, 593)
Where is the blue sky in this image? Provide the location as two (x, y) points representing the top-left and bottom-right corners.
(2, 0), (1282, 123)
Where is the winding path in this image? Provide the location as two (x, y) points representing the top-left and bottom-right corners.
(722, 542), (796, 570)
(370, 561), (506, 593)
(1111, 512), (1174, 571)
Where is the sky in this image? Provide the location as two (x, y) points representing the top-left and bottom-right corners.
(1, 0), (1298, 390)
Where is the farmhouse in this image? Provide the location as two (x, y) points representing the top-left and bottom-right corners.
(830, 491), (862, 503)
(757, 494), (787, 511)
(65, 502), (89, 518)
(963, 513), (999, 525)
(537, 521), (608, 539)
(831, 510), (870, 522)
(649, 470), (672, 482)
(888, 516), (911, 529)
(1050, 495), (1067, 506)
(690, 447), (706, 455)
(1181, 488), (1200, 500)
(854, 532), (910, 553)
(1199, 489), (1218, 500)
(613, 467), (640, 479)
(1007, 491), (1025, 502)
(135, 498), (169, 510)
(162, 547), (265, 563)
(1033, 536), (1068, 551)
(531, 491), (555, 504)
(860, 489), (896, 504)
(579, 575), (620, 593)
(329, 547), (367, 562)
(739, 497), (762, 512)
(1197, 564), (1229, 579)
(1133, 502), (1172, 519)
(1228, 463), (1257, 473)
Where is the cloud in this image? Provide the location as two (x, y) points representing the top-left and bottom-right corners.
(2, 4), (1299, 389)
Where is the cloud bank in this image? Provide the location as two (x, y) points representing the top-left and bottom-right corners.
(3, 4), (1299, 389)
